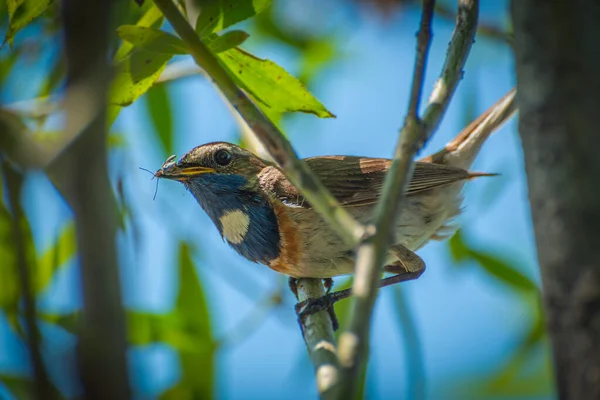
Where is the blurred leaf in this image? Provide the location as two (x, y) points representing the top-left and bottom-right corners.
(0, 203), (19, 311)
(208, 30), (249, 53)
(392, 286), (425, 400)
(160, 244), (214, 399)
(469, 250), (537, 293)
(38, 56), (65, 98)
(448, 230), (469, 263)
(195, 0), (271, 37)
(39, 312), (79, 333)
(117, 26), (190, 55)
(34, 222), (76, 295)
(4, 0), (51, 44)
(145, 84), (173, 154)
(332, 277), (352, 340)
(218, 48), (334, 117)
(110, 49), (171, 106)
(114, 4), (164, 61)
(0, 374), (31, 399)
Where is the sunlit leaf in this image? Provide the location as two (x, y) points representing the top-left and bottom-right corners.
(218, 48), (334, 117)
(195, 0), (271, 37)
(110, 49), (171, 107)
(4, 0), (51, 44)
(208, 30), (249, 53)
(114, 4), (164, 62)
(145, 84), (173, 154)
(34, 222), (76, 295)
(117, 26), (190, 55)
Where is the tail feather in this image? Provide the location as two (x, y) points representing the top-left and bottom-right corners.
(420, 88), (517, 170)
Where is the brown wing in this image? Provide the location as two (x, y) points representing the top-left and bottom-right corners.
(258, 156), (482, 208)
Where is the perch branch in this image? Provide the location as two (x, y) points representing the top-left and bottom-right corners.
(335, 0), (479, 397)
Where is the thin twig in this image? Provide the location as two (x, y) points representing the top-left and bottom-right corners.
(335, 0), (479, 397)
(2, 162), (55, 399)
(152, 0), (364, 247)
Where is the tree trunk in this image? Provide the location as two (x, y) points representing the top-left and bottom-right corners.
(512, 1), (600, 398)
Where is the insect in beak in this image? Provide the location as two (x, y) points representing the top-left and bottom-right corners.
(139, 154), (178, 200)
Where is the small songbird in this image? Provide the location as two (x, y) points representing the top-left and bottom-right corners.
(156, 90), (516, 296)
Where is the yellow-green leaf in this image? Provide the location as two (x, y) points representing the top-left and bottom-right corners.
(218, 48), (334, 118)
(110, 49), (171, 107)
(195, 0), (271, 37)
(208, 30), (249, 53)
(117, 25), (190, 55)
(145, 84), (173, 154)
(4, 0), (51, 44)
(34, 222), (76, 295)
(114, 4), (164, 62)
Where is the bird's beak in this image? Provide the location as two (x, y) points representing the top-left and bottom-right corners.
(155, 161), (215, 181)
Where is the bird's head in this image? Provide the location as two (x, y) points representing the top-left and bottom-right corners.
(156, 142), (271, 216)
(156, 142), (282, 264)
(157, 142), (267, 183)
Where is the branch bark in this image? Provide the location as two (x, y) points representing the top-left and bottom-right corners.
(512, 1), (600, 398)
(335, 0), (478, 397)
(47, 0), (130, 398)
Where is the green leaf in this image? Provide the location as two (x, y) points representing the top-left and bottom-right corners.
(195, 0), (271, 37)
(218, 48), (334, 117)
(110, 49), (171, 107)
(117, 26), (190, 55)
(208, 30), (249, 53)
(34, 222), (76, 295)
(448, 230), (469, 263)
(114, 4), (164, 62)
(160, 243), (214, 399)
(4, 0), (51, 44)
(469, 250), (537, 293)
(0, 374), (32, 399)
(0, 203), (19, 311)
(39, 312), (79, 334)
(145, 84), (174, 154)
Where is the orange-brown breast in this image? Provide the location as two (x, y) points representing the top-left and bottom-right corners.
(267, 201), (302, 277)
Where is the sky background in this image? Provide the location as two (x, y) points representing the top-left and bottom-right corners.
(0, 0), (555, 399)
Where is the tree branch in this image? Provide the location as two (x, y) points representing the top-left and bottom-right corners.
(335, 0), (479, 397)
(152, 0), (364, 247)
(2, 163), (55, 399)
(46, 0), (130, 397)
(512, 0), (600, 398)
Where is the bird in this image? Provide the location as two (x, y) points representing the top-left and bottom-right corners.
(155, 89), (516, 314)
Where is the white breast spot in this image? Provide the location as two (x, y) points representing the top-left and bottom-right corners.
(220, 210), (250, 244)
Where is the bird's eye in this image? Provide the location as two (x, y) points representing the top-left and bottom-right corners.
(214, 149), (232, 166)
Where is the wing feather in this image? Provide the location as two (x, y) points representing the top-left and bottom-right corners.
(258, 156), (483, 208)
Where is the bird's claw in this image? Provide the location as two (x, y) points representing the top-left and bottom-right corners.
(295, 294), (340, 331)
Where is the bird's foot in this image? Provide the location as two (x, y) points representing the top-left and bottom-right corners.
(291, 277), (339, 331)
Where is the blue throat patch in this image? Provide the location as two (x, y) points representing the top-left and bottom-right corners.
(186, 174), (281, 263)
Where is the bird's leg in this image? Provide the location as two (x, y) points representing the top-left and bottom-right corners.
(291, 277), (340, 331)
(295, 245), (426, 329)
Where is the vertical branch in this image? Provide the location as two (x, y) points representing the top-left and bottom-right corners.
(47, 0), (131, 397)
(335, 0), (479, 397)
(512, 1), (600, 398)
(2, 163), (54, 399)
(296, 279), (340, 397)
